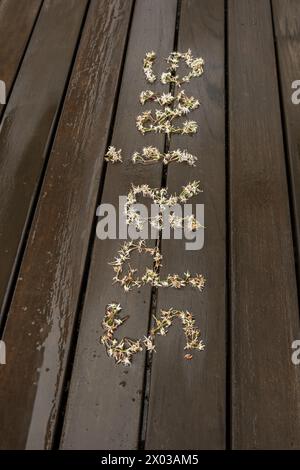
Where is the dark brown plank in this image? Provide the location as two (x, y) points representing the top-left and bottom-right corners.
(0, 0), (133, 449)
(61, 0), (178, 450)
(229, 0), (300, 449)
(0, 0), (88, 324)
(0, 0), (42, 117)
(272, 0), (300, 286)
(145, 0), (226, 450)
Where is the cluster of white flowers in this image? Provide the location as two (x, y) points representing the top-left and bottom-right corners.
(136, 106), (199, 136)
(138, 56), (203, 136)
(132, 146), (161, 164)
(100, 303), (144, 366)
(143, 51), (156, 83)
(142, 49), (204, 86)
(101, 303), (204, 366)
(106, 146), (198, 166)
(124, 181), (202, 230)
(163, 50), (204, 86)
(139, 89), (199, 110)
(132, 146), (197, 166)
(109, 240), (206, 292)
(104, 146), (123, 163)
(151, 308), (205, 352)
(139, 90), (174, 106)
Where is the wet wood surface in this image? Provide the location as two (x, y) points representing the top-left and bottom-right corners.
(145, 0), (226, 450)
(272, 0), (300, 289)
(0, 0), (42, 118)
(0, 0), (88, 325)
(229, 0), (300, 449)
(0, 0), (131, 449)
(1, 0), (300, 450)
(61, 0), (177, 451)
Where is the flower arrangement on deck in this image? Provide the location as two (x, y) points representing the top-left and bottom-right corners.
(101, 50), (205, 366)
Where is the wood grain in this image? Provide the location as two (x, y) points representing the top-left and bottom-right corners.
(0, 0), (88, 325)
(145, 0), (226, 450)
(0, 0), (42, 117)
(229, 0), (300, 449)
(272, 0), (300, 286)
(61, 0), (178, 450)
(0, 0), (132, 449)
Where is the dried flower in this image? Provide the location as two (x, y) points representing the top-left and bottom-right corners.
(105, 146), (123, 163)
(143, 51), (156, 83)
(182, 120), (198, 135)
(132, 146), (161, 164)
(178, 180), (202, 203)
(143, 335), (156, 352)
(186, 214), (203, 231)
(187, 273), (206, 291)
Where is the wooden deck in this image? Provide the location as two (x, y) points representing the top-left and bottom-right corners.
(0, 0), (300, 450)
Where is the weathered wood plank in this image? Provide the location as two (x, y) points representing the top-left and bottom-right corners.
(0, 0), (88, 325)
(0, 0), (133, 449)
(145, 0), (226, 450)
(0, 0), (42, 117)
(61, 0), (178, 450)
(229, 0), (300, 449)
(272, 0), (300, 286)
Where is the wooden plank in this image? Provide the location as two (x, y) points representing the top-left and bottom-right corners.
(0, 0), (133, 450)
(272, 0), (300, 285)
(61, 0), (178, 450)
(0, 0), (88, 325)
(229, 0), (300, 449)
(0, 0), (42, 117)
(145, 0), (226, 450)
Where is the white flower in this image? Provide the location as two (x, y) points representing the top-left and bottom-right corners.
(105, 146), (123, 163)
(186, 215), (201, 231)
(140, 90), (154, 104)
(161, 50), (204, 86)
(158, 93), (174, 105)
(160, 72), (172, 84)
(182, 120), (198, 134)
(143, 51), (156, 83)
(122, 357), (131, 366)
(143, 336), (156, 352)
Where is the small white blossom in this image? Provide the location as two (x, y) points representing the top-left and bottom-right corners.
(143, 51), (156, 83)
(105, 146), (123, 163)
(182, 120), (198, 135)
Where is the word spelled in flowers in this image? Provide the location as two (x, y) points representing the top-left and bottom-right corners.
(101, 50), (206, 366)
